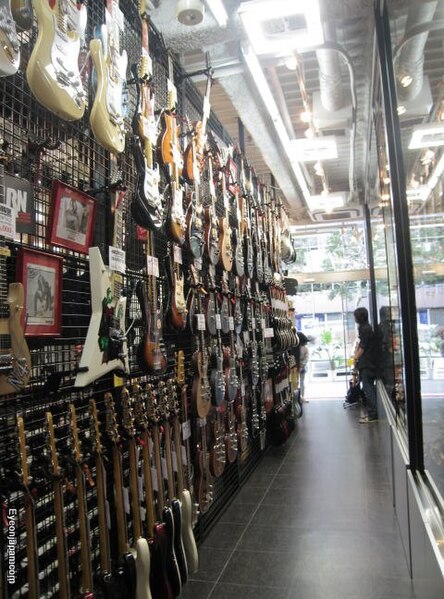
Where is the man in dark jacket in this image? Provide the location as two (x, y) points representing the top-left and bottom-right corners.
(353, 307), (378, 423)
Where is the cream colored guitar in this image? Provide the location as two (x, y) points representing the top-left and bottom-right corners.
(0, 0), (20, 76)
(26, 0), (87, 120)
(90, 0), (128, 154)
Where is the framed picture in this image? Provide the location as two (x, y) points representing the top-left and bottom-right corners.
(47, 180), (96, 253)
(16, 249), (63, 337)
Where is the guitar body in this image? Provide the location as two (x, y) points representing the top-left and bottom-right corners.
(158, 112), (179, 167)
(179, 489), (198, 574)
(136, 280), (167, 374)
(168, 268), (187, 332)
(244, 233), (254, 279)
(233, 230), (245, 277)
(135, 537), (152, 599)
(151, 525), (174, 599)
(204, 205), (220, 265)
(11, 0), (32, 30)
(225, 358), (239, 402)
(115, 551), (137, 599)
(0, 282), (31, 395)
(191, 354), (210, 418)
(210, 352), (225, 406)
(220, 296), (230, 335)
(90, 28), (128, 153)
(172, 499), (188, 586)
(0, 0), (20, 76)
(209, 418), (225, 478)
(185, 194), (204, 259)
(75, 247), (129, 387)
(26, 0), (86, 119)
(197, 444), (212, 514)
(225, 408), (238, 464)
(205, 291), (217, 337)
(219, 214), (233, 271)
(168, 183), (185, 245)
(162, 506), (182, 598)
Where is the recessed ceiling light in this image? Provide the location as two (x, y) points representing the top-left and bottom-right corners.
(285, 56), (298, 70)
(306, 191), (346, 212)
(290, 137), (337, 161)
(300, 110), (311, 123)
(238, 0), (324, 56)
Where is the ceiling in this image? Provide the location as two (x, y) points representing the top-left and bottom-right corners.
(148, 0), (443, 225)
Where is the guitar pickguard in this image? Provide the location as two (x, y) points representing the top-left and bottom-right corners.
(75, 247), (128, 387)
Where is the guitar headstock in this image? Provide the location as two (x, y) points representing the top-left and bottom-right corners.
(176, 351), (185, 387)
(121, 387), (136, 439)
(69, 404), (82, 464)
(89, 399), (103, 456)
(145, 383), (158, 424)
(104, 392), (120, 444)
(133, 384), (148, 431)
(44, 412), (60, 477)
(166, 378), (177, 417)
(17, 416), (30, 487)
(157, 380), (169, 421)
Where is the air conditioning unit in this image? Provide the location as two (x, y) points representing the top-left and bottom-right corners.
(309, 205), (363, 222)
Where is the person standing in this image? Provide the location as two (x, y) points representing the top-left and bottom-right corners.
(297, 333), (310, 403)
(353, 307), (378, 423)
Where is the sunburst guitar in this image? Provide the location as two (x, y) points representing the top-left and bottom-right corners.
(26, 0), (87, 119)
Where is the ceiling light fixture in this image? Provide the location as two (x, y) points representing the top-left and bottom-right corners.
(421, 149), (435, 165)
(285, 56), (298, 71)
(400, 74), (413, 88)
(304, 128), (315, 139)
(176, 0), (205, 25)
(306, 191), (346, 212)
(290, 137), (338, 161)
(397, 105), (407, 115)
(383, 177), (391, 185)
(300, 110), (311, 123)
(205, 0), (228, 27)
(238, 0), (323, 56)
(241, 42), (311, 202)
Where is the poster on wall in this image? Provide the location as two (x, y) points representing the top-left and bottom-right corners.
(3, 175), (35, 234)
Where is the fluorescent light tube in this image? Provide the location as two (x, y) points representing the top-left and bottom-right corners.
(206, 0), (228, 27)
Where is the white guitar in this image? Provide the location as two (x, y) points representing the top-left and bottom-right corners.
(75, 185), (128, 387)
(0, 0), (20, 77)
(26, 0), (87, 120)
(90, 0), (128, 154)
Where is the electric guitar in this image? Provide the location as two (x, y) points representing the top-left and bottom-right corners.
(26, 0), (87, 120)
(104, 392), (137, 599)
(134, 385), (173, 599)
(236, 363), (249, 452)
(219, 272), (230, 335)
(223, 276), (239, 403)
(131, 4), (163, 230)
(209, 284), (226, 407)
(17, 416), (40, 599)
(218, 168), (233, 272)
(209, 407), (226, 478)
(205, 265), (218, 337)
(75, 168), (129, 387)
(90, 0), (128, 153)
(0, 155), (31, 395)
(88, 400), (117, 596)
(68, 404), (95, 598)
(184, 147), (205, 258)
(204, 156), (220, 265)
(44, 412), (71, 599)
(158, 55), (185, 244)
(120, 387), (152, 599)
(225, 388), (238, 464)
(174, 352), (199, 573)
(137, 229), (167, 373)
(11, 0), (33, 30)
(167, 245), (187, 331)
(196, 416), (213, 514)
(232, 190), (245, 277)
(151, 381), (181, 598)
(183, 69), (212, 181)
(0, 0), (20, 76)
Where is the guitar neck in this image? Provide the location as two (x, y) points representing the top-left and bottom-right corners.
(151, 424), (165, 515)
(140, 429), (156, 536)
(17, 417), (40, 599)
(112, 442), (130, 557)
(163, 420), (176, 503)
(127, 435), (143, 539)
(173, 417), (185, 496)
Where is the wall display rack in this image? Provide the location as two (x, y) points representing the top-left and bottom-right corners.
(0, 1), (297, 597)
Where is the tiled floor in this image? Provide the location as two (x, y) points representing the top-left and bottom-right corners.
(182, 400), (416, 599)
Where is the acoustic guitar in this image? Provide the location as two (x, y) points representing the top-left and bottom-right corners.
(26, 0), (87, 119)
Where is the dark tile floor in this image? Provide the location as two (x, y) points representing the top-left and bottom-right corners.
(182, 400), (416, 599)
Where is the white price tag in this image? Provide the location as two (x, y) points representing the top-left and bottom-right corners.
(161, 458), (168, 480)
(199, 417), (206, 428)
(0, 204), (15, 240)
(182, 420), (191, 441)
(229, 316), (235, 331)
(215, 313), (222, 330)
(153, 256), (159, 278)
(265, 327), (274, 338)
(147, 255), (159, 277)
(151, 467), (158, 492)
(140, 506), (146, 523)
(122, 487), (130, 515)
(174, 244), (183, 264)
(138, 476), (144, 499)
(241, 381), (246, 396)
(251, 317), (255, 330)
(262, 318), (266, 330)
(194, 257), (202, 271)
(172, 451), (178, 472)
(181, 445), (187, 465)
(243, 331), (250, 344)
(109, 246), (126, 274)
(197, 314), (206, 331)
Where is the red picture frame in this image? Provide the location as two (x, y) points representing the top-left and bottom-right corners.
(47, 180), (96, 253)
(16, 248), (63, 337)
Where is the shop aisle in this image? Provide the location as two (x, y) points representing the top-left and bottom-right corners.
(183, 401), (415, 599)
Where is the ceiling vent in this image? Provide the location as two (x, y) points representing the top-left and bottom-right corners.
(310, 205), (362, 222)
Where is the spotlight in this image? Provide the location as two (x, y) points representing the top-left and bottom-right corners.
(176, 0), (205, 25)
(300, 110), (311, 123)
(397, 105), (407, 116)
(400, 74), (413, 88)
(285, 56), (298, 71)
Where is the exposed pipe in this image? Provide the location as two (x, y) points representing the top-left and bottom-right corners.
(316, 22), (344, 112)
(395, 0), (438, 102)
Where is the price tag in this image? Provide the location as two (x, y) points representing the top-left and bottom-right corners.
(215, 313), (222, 330)
(197, 314), (206, 331)
(122, 487), (130, 515)
(262, 318), (266, 330)
(241, 381), (246, 396)
(140, 506), (146, 523)
(109, 246), (126, 274)
(172, 451), (178, 472)
(194, 257), (202, 271)
(153, 256), (159, 278)
(151, 467), (158, 492)
(174, 244), (183, 264)
(0, 204), (15, 240)
(229, 316), (235, 331)
(198, 417), (206, 428)
(138, 476), (144, 499)
(182, 420), (191, 440)
(203, 96), (211, 119)
(243, 331), (250, 344)
(265, 327), (274, 338)
(251, 317), (255, 330)
(161, 458), (168, 480)
(181, 445), (187, 465)
(147, 255), (159, 277)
